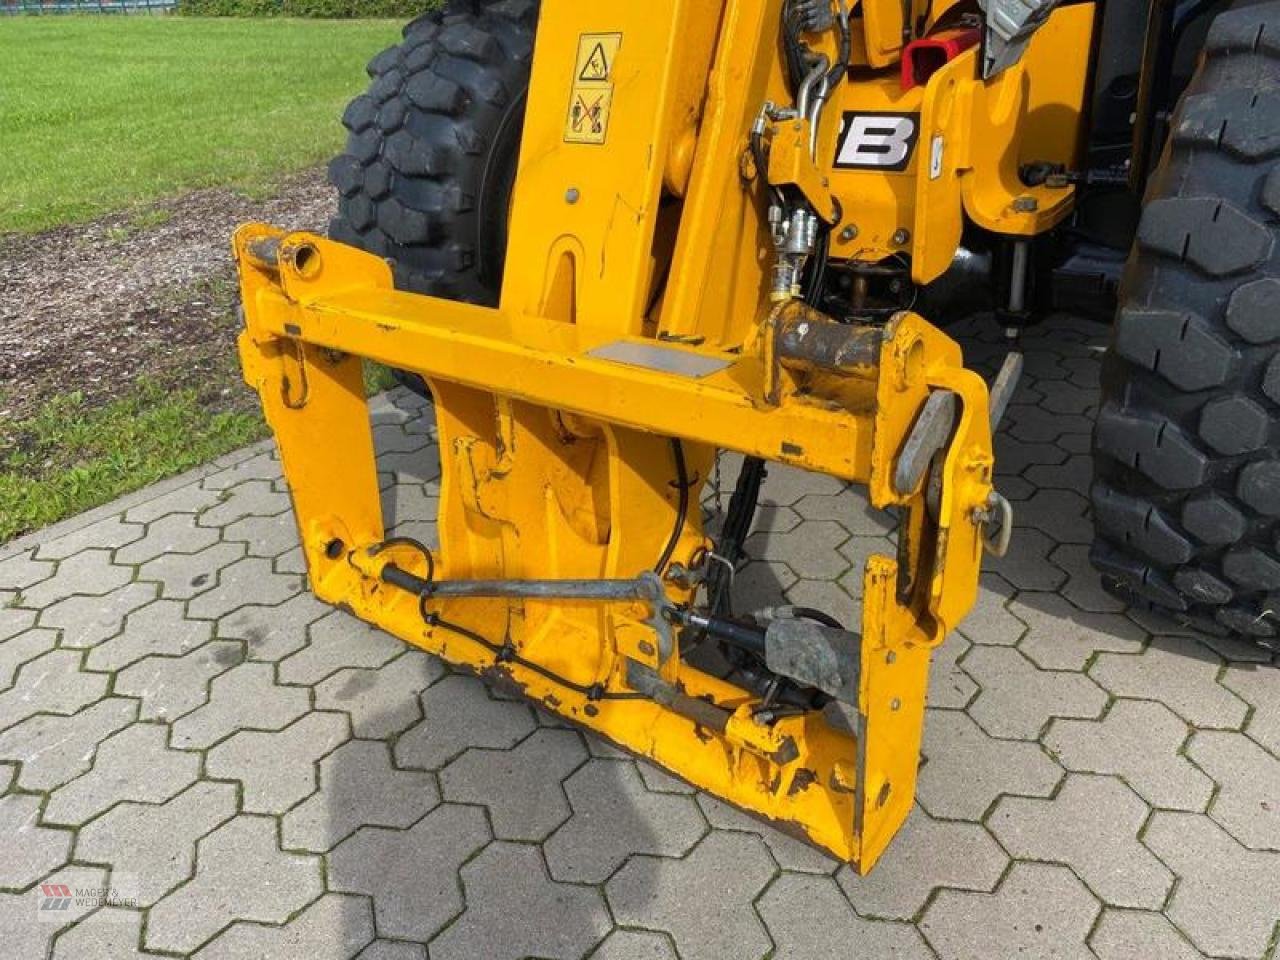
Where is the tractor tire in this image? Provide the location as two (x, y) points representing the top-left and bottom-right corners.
(1091, 0), (1280, 643)
(327, 0), (537, 307)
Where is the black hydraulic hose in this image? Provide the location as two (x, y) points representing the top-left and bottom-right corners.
(788, 606), (845, 630)
(654, 438), (690, 577)
(709, 456), (769, 617)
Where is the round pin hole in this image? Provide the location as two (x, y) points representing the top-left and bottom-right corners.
(290, 242), (322, 279)
(324, 538), (346, 560)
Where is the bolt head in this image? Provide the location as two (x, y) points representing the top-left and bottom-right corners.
(839, 225), (858, 242)
(892, 229), (911, 246)
(565, 188), (581, 204)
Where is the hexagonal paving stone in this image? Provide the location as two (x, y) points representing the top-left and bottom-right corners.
(837, 807), (1007, 921)
(75, 781), (238, 906)
(0, 603), (36, 642)
(440, 727), (586, 841)
(994, 435), (1068, 479)
(589, 930), (679, 960)
(50, 906), (152, 960)
(0, 548), (54, 593)
(217, 592), (331, 662)
(695, 793), (839, 875)
(1144, 811), (1280, 959)
(278, 610), (405, 686)
(1089, 909), (1205, 960)
(756, 464), (845, 506)
(115, 641), (243, 722)
(313, 650), (443, 739)
(200, 451), (282, 491)
(0, 793), (73, 889)
(21, 550), (132, 608)
(170, 661), (310, 749)
(986, 529), (1067, 593)
(281, 739), (439, 852)
(186, 556), (301, 620)
(1188, 729), (1280, 850)
(928, 633), (977, 710)
(1007, 403), (1093, 444)
(916, 710), (1061, 821)
(114, 512), (221, 565)
(1015, 489), (1093, 544)
(988, 774), (1172, 909)
(760, 872), (933, 960)
(0, 698), (136, 791)
(747, 520), (849, 579)
(146, 815), (324, 955)
(223, 511), (301, 559)
(138, 542), (246, 602)
(1009, 593), (1146, 671)
(44, 723), (200, 826)
(606, 831), (776, 960)
(1090, 638), (1248, 730)
(124, 483), (223, 524)
(920, 862), (1100, 960)
(732, 559), (796, 610)
(206, 712), (350, 814)
(356, 942), (426, 960)
(1044, 698), (1212, 811)
(85, 598), (214, 672)
(192, 892), (374, 960)
(961, 645), (1106, 740)
(327, 803), (490, 942)
(1047, 543), (1129, 614)
(34, 516), (144, 562)
(0, 650), (109, 733)
(1221, 660), (1280, 755)
(380, 482), (439, 532)
(39, 582), (158, 649)
(793, 489), (896, 536)
(544, 759), (707, 883)
(0, 865), (107, 958)
(432, 841), (611, 960)
(394, 674), (536, 770)
(0, 626), (57, 690)
(954, 573), (1025, 647)
(196, 479), (290, 528)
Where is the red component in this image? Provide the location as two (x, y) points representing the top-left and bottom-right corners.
(901, 28), (982, 91)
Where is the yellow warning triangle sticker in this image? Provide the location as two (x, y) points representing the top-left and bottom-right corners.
(579, 42), (610, 81)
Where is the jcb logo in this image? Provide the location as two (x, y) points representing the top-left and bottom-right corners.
(834, 112), (921, 172)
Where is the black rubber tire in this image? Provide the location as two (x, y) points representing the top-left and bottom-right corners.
(327, 0), (537, 305)
(1091, 0), (1280, 643)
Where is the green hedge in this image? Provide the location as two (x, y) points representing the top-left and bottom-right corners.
(177, 0), (436, 18)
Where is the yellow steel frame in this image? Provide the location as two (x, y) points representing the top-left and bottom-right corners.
(235, 0), (1093, 871)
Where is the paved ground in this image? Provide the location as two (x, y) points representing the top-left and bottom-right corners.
(1, 316), (1278, 960)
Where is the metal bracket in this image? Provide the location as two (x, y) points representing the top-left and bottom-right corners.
(894, 390), (959, 497)
(764, 618), (862, 705)
(978, 0), (1064, 77)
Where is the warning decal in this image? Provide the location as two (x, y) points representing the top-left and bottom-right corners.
(565, 33), (621, 145)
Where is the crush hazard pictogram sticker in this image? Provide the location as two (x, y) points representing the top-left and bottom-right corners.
(565, 33), (621, 145)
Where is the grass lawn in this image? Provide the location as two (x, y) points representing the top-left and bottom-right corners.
(0, 15), (408, 541)
(0, 16), (402, 233)
(0, 363), (398, 543)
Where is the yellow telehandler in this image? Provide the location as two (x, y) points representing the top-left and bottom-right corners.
(235, 0), (1279, 870)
